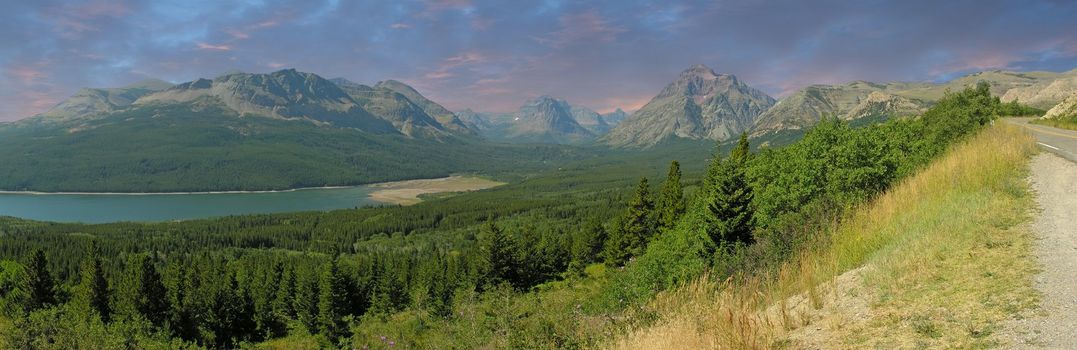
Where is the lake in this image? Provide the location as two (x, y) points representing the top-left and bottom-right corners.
(0, 186), (385, 223)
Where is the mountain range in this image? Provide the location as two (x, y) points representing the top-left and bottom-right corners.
(604, 65), (1077, 147)
(3, 64), (1075, 191)
(0, 69), (584, 192)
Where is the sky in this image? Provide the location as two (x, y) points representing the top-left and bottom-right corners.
(2, 0), (1076, 121)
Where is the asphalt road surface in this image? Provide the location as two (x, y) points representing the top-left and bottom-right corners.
(1006, 117), (1077, 163)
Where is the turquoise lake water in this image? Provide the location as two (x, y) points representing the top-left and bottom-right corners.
(0, 186), (385, 223)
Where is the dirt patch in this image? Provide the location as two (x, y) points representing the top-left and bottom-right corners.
(1000, 154), (1077, 348)
(367, 175), (505, 205)
(775, 265), (876, 349)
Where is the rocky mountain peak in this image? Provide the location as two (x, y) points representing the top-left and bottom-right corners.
(602, 64), (774, 147)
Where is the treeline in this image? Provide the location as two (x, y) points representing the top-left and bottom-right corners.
(0, 83), (1030, 348)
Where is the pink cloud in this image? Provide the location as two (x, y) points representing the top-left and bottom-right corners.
(593, 95), (653, 114)
(266, 62), (286, 69)
(3, 64), (62, 119)
(79, 1), (131, 17)
(927, 51), (1020, 77)
(8, 66), (47, 85)
(226, 29), (251, 40)
(423, 51), (488, 80)
(424, 71), (455, 79)
(536, 11), (625, 49)
(470, 17), (493, 30)
(420, 0), (473, 16)
(253, 20), (280, 29)
(196, 42), (232, 51)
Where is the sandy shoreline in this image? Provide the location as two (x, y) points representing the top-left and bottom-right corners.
(0, 175), (506, 206)
(366, 175), (505, 205)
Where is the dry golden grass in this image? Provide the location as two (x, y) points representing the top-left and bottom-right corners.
(608, 123), (1039, 349)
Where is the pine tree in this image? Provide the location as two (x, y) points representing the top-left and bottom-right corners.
(255, 263), (286, 339)
(274, 265), (297, 319)
(23, 250), (55, 312)
(621, 177), (657, 257)
(169, 263), (198, 341)
(75, 241), (112, 323)
(702, 134), (756, 246)
(318, 258), (351, 342)
(474, 219), (519, 290)
(133, 255), (169, 327)
(571, 219), (606, 268)
(294, 271), (320, 333)
(656, 161), (686, 231)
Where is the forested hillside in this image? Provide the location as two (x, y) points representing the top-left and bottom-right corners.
(0, 84), (1036, 348)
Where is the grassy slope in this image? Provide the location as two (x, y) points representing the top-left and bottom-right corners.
(610, 123), (1039, 349)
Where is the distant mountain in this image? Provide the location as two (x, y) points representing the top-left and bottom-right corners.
(570, 105), (611, 135)
(455, 108), (494, 130)
(750, 81), (928, 137)
(33, 79), (173, 123)
(602, 64), (775, 147)
(374, 79), (475, 134)
(1000, 69), (1077, 109)
(137, 69), (400, 133)
(602, 108), (629, 125)
(506, 96), (594, 144)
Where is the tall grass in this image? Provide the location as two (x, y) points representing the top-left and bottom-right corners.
(609, 123), (1038, 349)
(1030, 117), (1077, 131)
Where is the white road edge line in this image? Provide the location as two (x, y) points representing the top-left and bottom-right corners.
(1038, 142), (1061, 151)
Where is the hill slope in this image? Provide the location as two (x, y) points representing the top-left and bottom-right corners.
(751, 82), (928, 136)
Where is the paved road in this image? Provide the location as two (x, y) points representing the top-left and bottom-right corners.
(1005, 117), (1077, 163)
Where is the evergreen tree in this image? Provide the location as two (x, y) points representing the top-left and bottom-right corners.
(169, 263), (198, 341)
(75, 241), (112, 323)
(274, 265), (297, 319)
(474, 219), (519, 290)
(318, 258), (351, 342)
(571, 219), (606, 268)
(294, 271), (320, 333)
(656, 160), (686, 231)
(23, 250), (55, 312)
(254, 263), (287, 339)
(622, 178), (657, 257)
(702, 134), (756, 246)
(132, 255), (169, 327)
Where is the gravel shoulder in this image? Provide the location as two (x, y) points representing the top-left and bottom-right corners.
(1002, 153), (1077, 348)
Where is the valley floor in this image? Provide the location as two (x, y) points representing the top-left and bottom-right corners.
(1000, 154), (1077, 348)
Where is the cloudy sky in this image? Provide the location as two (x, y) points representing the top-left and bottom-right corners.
(2, 0), (1076, 121)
